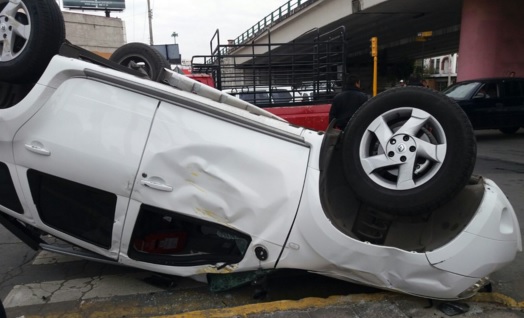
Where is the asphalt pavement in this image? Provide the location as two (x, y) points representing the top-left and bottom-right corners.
(161, 293), (524, 318)
(4, 291), (524, 317)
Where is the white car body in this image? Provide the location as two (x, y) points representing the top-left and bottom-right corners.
(0, 55), (520, 300)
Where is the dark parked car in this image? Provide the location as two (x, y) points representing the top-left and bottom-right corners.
(443, 77), (524, 134)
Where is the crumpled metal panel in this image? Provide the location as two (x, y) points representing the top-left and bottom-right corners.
(120, 101), (310, 271)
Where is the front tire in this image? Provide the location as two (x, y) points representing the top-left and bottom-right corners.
(0, 0), (65, 82)
(342, 87), (476, 216)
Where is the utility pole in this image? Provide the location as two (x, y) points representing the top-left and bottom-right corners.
(147, 0), (154, 45)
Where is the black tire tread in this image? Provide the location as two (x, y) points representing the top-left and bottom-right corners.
(0, 0), (65, 82)
(342, 87), (477, 216)
(109, 43), (171, 82)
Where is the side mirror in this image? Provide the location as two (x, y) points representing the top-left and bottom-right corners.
(473, 93), (486, 99)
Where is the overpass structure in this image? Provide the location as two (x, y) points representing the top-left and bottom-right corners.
(197, 0), (524, 89)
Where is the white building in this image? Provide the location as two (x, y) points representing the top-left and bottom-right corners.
(424, 53), (458, 90)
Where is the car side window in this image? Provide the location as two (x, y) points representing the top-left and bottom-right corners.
(483, 83), (499, 98)
(475, 85), (489, 98)
(239, 92), (271, 105)
(239, 93), (255, 104)
(475, 83), (497, 99)
(503, 81), (523, 97)
(273, 90), (293, 103)
(255, 92), (271, 104)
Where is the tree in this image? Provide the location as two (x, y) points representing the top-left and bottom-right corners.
(171, 32), (178, 44)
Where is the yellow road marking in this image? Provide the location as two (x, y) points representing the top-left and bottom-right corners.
(154, 292), (524, 318)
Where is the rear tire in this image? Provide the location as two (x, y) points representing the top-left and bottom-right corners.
(342, 87), (476, 216)
(0, 0), (65, 83)
(109, 43), (171, 82)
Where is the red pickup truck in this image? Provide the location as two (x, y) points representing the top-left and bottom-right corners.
(186, 72), (333, 131)
(263, 103), (331, 131)
(186, 27), (347, 131)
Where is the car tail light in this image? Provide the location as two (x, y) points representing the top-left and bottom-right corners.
(133, 232), (187, 254)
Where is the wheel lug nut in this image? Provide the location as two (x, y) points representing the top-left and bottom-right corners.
(390, 139), (396, 145)
(403, 135), (409, 141)
(400, 156), (407, 162)
(410, 146), (416, 152)
(388, 151), (395, 157)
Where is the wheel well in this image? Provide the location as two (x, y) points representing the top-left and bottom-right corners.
(0, 81), (34, 109)
(319, 136), (484, 251)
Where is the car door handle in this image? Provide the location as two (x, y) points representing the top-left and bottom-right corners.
(140, 179), (173, 192)
(25, 143), (51, 156)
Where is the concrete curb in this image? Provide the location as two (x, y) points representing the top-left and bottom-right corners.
(153, 293), (394, 318)
(154, 292), (524, 318)
(471, 292), (524, 309)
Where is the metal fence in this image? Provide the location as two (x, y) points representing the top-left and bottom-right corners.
(191, 26), (347, 107)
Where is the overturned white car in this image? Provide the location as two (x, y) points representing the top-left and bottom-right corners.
(0, 0), (521, 300)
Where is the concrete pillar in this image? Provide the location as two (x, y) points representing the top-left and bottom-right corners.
(457, 0), (524, 81)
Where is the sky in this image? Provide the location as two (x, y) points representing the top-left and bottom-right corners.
(60, 0), (289, 61)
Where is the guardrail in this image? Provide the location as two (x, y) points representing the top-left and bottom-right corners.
(206, 0), (315, 61)
(201, 0), (317, 64)
(232, 0), (314, 46)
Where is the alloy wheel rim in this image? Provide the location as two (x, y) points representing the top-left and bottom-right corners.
(359, 107), (447, 190)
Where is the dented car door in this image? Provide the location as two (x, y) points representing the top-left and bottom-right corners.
(119, 100), (310, 274)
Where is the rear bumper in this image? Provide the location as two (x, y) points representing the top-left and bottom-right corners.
(427, 178), (521, 276)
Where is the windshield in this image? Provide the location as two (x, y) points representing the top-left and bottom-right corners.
(238, 89), (293, 104)
(443, 82), (481, 99)
(239, 92), (270, 104)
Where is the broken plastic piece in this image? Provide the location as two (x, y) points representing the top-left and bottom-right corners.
(208, 269), (273, 292)
(437, 302), (470, 316)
